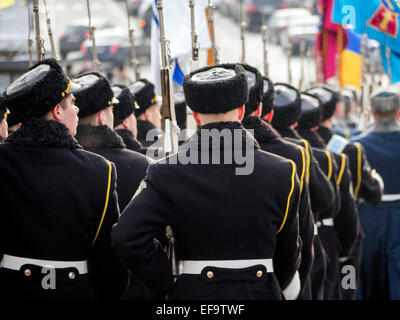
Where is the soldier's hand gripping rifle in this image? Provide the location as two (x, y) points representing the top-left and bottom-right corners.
(239, 0), (246, 64)
(208, 0), (219, 65)
(189, 0), (200, 71)
(125, 0), (140, 80)
(86, 0), (100, 72)
(33, 0), (45, 61)
(43, 0), (57, 60)
(166, 226), (179, 279)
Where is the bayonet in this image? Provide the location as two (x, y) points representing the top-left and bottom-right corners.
(43, 0), (57, 59)
(189, 0), (199, 71)
(125, 0), (140, 80)
(86, 0), (100, 72)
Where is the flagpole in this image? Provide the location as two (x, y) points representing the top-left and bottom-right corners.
(386, 39), (392, 83)
(336, 25), (344, 87)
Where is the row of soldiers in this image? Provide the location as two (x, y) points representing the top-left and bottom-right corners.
(0, 57), (397, 300)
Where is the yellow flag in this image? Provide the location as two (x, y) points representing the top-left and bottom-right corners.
(0, 0), (15, 10)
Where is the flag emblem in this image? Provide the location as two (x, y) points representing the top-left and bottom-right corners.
(368, 1), (400, 37)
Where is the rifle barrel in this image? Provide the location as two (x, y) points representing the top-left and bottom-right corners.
(32, 0), (41, 61)
(86, 0), (99, 72)
(43, 0), (57, 59)
(125, 0), (140, 80)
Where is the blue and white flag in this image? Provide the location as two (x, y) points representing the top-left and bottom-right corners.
(151, 0), (211, 94)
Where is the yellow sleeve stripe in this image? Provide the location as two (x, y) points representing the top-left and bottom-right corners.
(297, 145), (306, 195)
(337, 154), (347, 186)
(354, 142), (362, 200)
(325, 151), (333, 181)
(301, 139), (311, 184)
(277, 160), (296, 234)
(92, 161), (112, 246)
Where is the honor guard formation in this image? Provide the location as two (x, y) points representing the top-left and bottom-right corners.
(1, 0), (400, 301)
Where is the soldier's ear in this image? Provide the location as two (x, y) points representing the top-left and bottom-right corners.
(263, 110), (274, 123)
(98, 110), (105, 126)
(51, 103), (63, 121)
(396, 109), (400, 120)
(252, 103), (262, 117)
(192, 111), (201, 126)
(238, 105), (245, 121)
(122, 118), (129, 129)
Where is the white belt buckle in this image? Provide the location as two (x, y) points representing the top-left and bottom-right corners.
(179, 258), (274, 275)
(322, 218), (334, 227)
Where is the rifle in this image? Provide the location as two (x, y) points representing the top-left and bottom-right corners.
(157, 0), (179, 156)
(32, 0), (45, 61)
(43, 0), (57, 60)
(360, 34), (371, 132)
(27, 1), (33, 67)
(166, 226), (179, 279)
(189, 0), (200, 71)
(261, 8), (269, 77)
(239, 0), (246, 64)
(286, 43), (292, 85)
(207, 0), (219, 65)
(86, 0), (100, 72)
(386, 40), (392, 84)
(125, 0), (140, 80)
(299, 41), (306, 91)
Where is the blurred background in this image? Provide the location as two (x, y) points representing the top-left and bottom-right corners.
(0, 0), (385, 94)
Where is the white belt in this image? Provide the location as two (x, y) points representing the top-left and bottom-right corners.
(0, 254), (88, 274)
(382, 194), (400, 202)
(179, 259), (274, 274)
(314, 224), (319, 235)
(321, 218), (334, 227)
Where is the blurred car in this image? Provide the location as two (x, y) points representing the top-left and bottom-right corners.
(137, 0), (153, 38)
(79, 27), (150, 66)
(59, 19), (114, 59)
(218, 0), (235, 17)
(279, 15), (319, 55)
(128, 0), (143, 16)
(268, 8), (312, 45)
(227, 0), (286, 32)
(59, 25), (89, 59)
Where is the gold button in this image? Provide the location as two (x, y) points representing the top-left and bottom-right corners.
(256, 270), (263, 278)
(206, 271), (214, 279)
(68, 272), (75, 280)
(24, 269), (31, 277)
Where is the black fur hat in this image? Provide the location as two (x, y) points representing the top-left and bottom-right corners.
(298, 92), (323, 129)
(261, 77), (275, 117)
(271, 83), (301, 129)
(73, 72), (115, 119)
(239, 64), (263, 116)
(305, 85), (341, 121)
(6, 113), (20, 128)
(2, 58), (80, 122)
(174, 92), (187, 130)
(128, 79), (157, 117)
(112, 84), (136, 127)
(183, 63), (248, 114)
